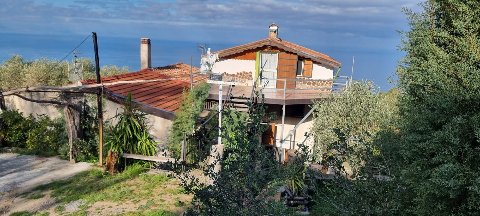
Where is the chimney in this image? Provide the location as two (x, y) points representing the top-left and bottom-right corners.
(268, 23), (279, 39)
(140, 38), (151, 69)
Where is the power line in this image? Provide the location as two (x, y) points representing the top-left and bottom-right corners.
(39, 34), (92, 84)
(58, 34), (92, 63)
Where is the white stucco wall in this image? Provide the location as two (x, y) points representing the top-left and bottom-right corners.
(273, 116), (314, 151)
(212, 59), (255, 75)
(3, 92), (63, 119)
(97, 100), (173, 147)
(3, 94), (172, 148)
(312, 63), (334, 80)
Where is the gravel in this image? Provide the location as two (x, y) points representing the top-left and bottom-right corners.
(0, 153), (91, 197)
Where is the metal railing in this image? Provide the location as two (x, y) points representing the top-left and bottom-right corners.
(207, 74), (349, 94)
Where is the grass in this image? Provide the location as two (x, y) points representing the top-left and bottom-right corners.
(24, 163), (191, 215)
(25, 192), (45, 199)
(9, 212), (33, 216)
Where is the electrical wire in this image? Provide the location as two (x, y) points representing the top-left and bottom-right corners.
(40, 34), (92, 82)
(58, 34), (91, 63)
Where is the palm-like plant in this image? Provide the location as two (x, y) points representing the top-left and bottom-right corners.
(105, 93), (157, 173)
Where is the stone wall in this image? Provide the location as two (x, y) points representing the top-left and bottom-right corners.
(295, 79), (333, 90)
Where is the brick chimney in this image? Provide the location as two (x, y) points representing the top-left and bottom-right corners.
(140, 38), (151, 70)
(268, 23), (279, 39)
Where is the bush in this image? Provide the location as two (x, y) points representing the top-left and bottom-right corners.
(105, 93), (157, 156)
(25, 115), (67, 156)
(167, 83), (210, 161)
(0, 109), (34, 148)
(0, 109), (67, 156)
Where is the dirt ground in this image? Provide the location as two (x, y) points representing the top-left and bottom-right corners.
(0, 153), (91, 215)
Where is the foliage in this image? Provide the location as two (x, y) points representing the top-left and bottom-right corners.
(25, 115), (67, 156)
(0, 109), (34, 148)
(310, 82), (402, 215)
(167, 83), (210, 160)
(179, 95), (296, 215)
(312, 81), (398, 178)
(105, 93), (157, 156)
(0, 106), (99, 161)
(310, 176), (404, 216)
(396, 1), (480, 214)
(74, 102), (100, 162)
(0, 55), (128, 91)
(0, 110), (67, 156)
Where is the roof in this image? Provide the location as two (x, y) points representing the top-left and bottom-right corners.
(216, 37), (341, 68)
(82, 63), (205, 120)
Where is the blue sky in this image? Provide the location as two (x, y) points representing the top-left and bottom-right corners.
(0, 0), (422, 90)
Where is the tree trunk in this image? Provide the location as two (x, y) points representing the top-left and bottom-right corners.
(63, 93), (83, 163)
(0, 93), (6, 111)
(106, 151), (119, 175)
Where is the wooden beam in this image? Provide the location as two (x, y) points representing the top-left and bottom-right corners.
(122, 153), (176, 163)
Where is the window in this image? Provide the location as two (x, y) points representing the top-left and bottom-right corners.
(296, 59), (304, 76)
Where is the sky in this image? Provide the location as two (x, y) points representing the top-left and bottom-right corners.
(0, 0), (423, 90)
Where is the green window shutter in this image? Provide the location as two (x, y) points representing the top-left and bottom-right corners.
(255, 51), (260, 82)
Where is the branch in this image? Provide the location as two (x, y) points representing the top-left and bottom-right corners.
(1, 78), (195, 97)
(10, 93), (67, 106)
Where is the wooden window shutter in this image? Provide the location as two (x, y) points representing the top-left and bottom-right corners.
(304, 60), (313, 77)
(277, 52), (297, 89)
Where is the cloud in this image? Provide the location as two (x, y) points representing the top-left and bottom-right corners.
(0, 0), (421, 39)
(0, 0), (423, 90)
(0, 0), (421, 59)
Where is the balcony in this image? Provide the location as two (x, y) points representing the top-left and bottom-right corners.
(206, 72), (349, 105)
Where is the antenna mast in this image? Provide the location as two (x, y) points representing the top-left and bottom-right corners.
(350, 56), (355, 87)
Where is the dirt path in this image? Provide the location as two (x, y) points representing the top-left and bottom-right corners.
(0, 153), (91, 215)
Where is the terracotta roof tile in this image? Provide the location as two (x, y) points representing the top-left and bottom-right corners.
(81, 63), (205, 119)
(216, 38), (341, 68)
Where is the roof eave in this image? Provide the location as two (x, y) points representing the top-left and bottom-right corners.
(216, 38), (341, 69)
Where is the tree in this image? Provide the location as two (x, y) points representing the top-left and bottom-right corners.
(178, 95), (296, 215)
(397, 1), (480, 214)
(312, 81), (397, 178)
(310, 82), (402, 215)
(0, 55), (128, 91)
(0, 55), (129, 162)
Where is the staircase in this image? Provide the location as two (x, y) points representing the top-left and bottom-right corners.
(204, 85), (251, 112)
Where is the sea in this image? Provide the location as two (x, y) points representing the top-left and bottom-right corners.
(0, 32), (233, 71)
(0, 32), (400, 90)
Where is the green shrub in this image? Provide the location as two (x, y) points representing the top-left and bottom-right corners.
(167, 83), (210, 160)
(25, 115), (67, 156)
(105, 93), (157, 156)
(0, 109), (68, 156)
(75, 103), (99, 162)
(0, 109), (34, 148)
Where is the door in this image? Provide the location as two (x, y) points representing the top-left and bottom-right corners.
(260, 52), (278, 88)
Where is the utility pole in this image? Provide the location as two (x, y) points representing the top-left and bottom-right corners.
(92, 32), (103, 166)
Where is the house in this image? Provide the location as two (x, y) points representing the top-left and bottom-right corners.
(204, 24), (347, 161)
(81, 39), (205, 149)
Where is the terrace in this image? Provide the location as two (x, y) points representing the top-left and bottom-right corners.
(206, 72), (349, 105)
